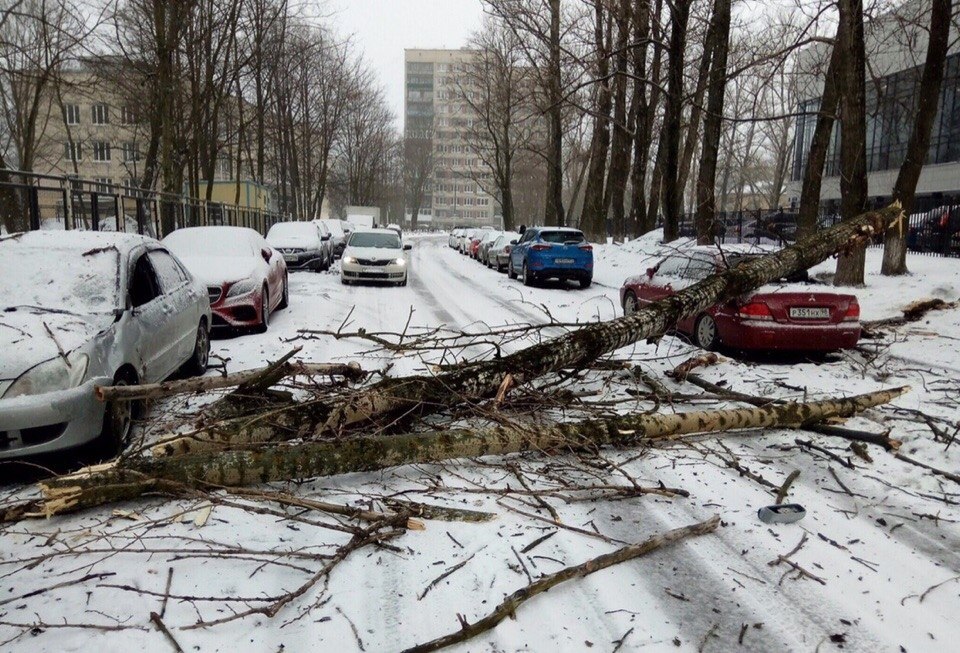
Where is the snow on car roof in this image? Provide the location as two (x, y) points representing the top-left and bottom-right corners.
(3, 229), (153, 252)
(163, 226), (261, 257)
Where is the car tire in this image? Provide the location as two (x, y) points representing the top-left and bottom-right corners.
(182, 319), (210, 376)
(399, 275), (408, 287)
(341, 277), (351, 285)
(623, 291), (639, 316)
(508, 261), (517, 279)
(99, 368), (139, 457)
(579, 276), (592, 289)
(522, 262), (536, 287)
(694, 314), (720, 351)
(257, 287), (270, 333)
(278, 275), (289, 310)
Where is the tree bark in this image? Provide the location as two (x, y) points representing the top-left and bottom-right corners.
(579, 3), (613, 240)
(881, 0), (952, 276)
(796, 38), (842, 240)
(694, 0), (731, 245)
(627, 0), (652, 238)
(603, 0), (633, 240)
(544, 0), (565, 226)
(662, 0), (691, 242)
(833, 0), (869, 286)
(29, 386), (906, 519)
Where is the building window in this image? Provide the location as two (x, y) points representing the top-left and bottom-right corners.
(121, 106), (139, 125)
(94, 178), (113, 193)
(63, 104), (80, 125)
(124, 178), (138, 196)
(93, 141), (111, 162)
(64, 141), (82, 161)
(92, 104), (109, 125)
(122, 142), (140, 162)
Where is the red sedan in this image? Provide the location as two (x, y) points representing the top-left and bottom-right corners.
(163, 226), (288, 332)
(619, 247), (860, 352)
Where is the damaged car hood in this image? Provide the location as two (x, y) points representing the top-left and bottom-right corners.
(0, 311), (112, 380)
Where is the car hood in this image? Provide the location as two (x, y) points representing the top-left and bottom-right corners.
(268, 237), (320, 250)
(0, 311), (111, 381)
(344, 246), (402, 259)
(178, 256), (260, 286)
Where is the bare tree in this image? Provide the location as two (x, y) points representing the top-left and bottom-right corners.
(662, 0), (692, 243)
(404, 123), (433, 230)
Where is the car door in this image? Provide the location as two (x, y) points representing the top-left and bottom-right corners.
(127, 252), (180, 381)
(252, 232), (283, 309)
(511, 229), (535, 271)
(637, 255), (686, 306)
(148, 249), (200, 366)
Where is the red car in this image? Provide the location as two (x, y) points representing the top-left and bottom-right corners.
(469, 237), (482, 258)
(163, 226), (288, 332)
(619, 246), (860, 352)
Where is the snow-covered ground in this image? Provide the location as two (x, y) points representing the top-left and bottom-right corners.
(1, 234), (959, 652)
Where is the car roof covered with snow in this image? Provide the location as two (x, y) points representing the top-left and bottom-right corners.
(2, 229), (155, 253)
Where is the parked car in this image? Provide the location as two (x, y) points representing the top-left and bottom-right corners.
(487, 231), (521, 271)
(163, 226), (288, 332)
(476, 230), (501, 262)
(907, 206), (960, 254)
(458, 228), (479, 254)
(619, 246), (861, 352)
(448, 228), (464, 249)
(341, 228), (412, 286)
(386, 223), (403, 237)
(508, 227), (594, 288)
(316, 219), (347, 258)
(0, 231), (211, 459)
(267, 220), (332, 272)
(744, 212), (799, 244)
(340, 220), (354, 243)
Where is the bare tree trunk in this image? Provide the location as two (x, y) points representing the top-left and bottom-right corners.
(579, 3), (612, 240)
(882, 0), (952, 276)
(662, 0), (691, 242)
(544, 0), (565, 226)
(32, 385), (906, 519)
(604, 0), (632, 240)
(833, 0), (868, 287)
(627, 0), (652, 238)
(797, 39), (842, 240)
(695, 0), (731, 245)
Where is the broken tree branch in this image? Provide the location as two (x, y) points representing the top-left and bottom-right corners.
(401, 515), (720, 653)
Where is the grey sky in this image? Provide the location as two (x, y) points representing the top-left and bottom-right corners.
(327, 0), (486, 129)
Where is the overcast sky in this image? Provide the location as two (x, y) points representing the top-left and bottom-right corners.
(326, 0), (486, 128)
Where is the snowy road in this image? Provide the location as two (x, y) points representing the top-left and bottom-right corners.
(1, 235), (959, 652)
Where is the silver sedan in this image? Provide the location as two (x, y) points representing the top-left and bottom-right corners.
(0, 231), (211, 459)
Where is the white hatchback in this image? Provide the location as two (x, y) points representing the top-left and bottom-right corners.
(340, 229), (412, 286)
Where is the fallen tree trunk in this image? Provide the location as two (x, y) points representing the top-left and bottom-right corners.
(154, 203), (902, 453)
(95, 361), (366, 402)
(22, 386), (905, 520)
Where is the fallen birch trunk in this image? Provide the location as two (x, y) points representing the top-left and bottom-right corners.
(95, 361), (366, 402)
(154, 204), (898, 454)
(21, 386), (905, 520)
(402, 514), (721, 653)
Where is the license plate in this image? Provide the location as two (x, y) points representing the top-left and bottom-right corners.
(789, 307), (830, 319)
(283, 254), (297, 262)
(555, 258), (575, 265)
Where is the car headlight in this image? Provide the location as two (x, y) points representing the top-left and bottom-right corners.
(4, 351), (89, 399)
(226, 278), (259, 298)
(342, 256), (358, 265)
(394, 258), (406, 265)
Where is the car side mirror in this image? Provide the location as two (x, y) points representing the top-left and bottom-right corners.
(403, 243), (412, 251)
(261, 248), (272, 263)
(646, 267), (656, 279)
(510, 239), (518, 245)
(321, 233), (331, 241)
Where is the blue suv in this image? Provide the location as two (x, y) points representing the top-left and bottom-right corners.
(508, 227), (593, 288)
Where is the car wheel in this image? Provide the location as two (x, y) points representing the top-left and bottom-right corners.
(399, 275), (408, 287)
(579, 276), (592, 289)
(522, 262), (536, 287)
(278, 275), (289, 310)
(508, 261), (517, 279)
(182, 319), (210, 376)
(341, 277), (350, 285)
(694, 314), (720, 351)
(99, 368), (138, 457)
(257, 287), (270, 333)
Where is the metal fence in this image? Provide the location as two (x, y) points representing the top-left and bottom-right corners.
(0, 169), (291, 239)
(671, 205), (960, 257)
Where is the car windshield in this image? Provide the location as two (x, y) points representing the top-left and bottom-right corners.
(0, 243), (120, 314)
(349, 232), (401, 249)
(164, 228), (256, 258)
(268, 223), (318, 241)
(540, 230), (585, 244)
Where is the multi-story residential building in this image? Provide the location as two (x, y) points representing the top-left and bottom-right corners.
(404, 49), (498, 228)
(787, 0), (960, 212)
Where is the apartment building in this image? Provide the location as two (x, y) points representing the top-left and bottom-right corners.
(787, 0), (960, 212)
(404, 49), (498, 228)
